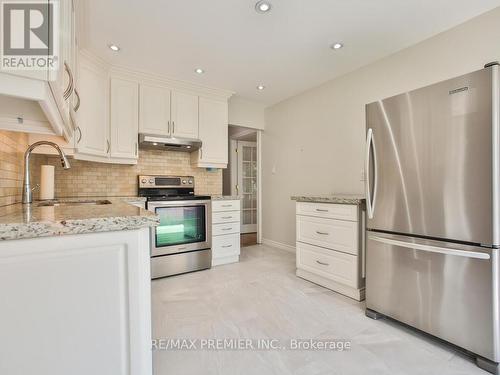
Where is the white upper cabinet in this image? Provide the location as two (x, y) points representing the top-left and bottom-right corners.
(139, 86), (199, 140)
(192, 97), (228, 168)
(110, 78), (139, 160)
(0, 0), (77, 139)
(139, 84), (170, 136)
(75, 55), (109, 158)
(171, 91), (199, 139)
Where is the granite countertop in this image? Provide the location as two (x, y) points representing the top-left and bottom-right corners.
(211, 195), (242, 201)
(0, 197), (159, 241)
(291, 194), (365, 205)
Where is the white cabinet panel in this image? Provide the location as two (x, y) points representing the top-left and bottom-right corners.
(0, 229), (152, 375)
(171, 91), (198, 139)
(139, 84), (170, 136)
(212, 233), (240, 261)
(75, 57), (109, 157)
(297, 242), (358, 288)
(296, 202), (358, 221)
(212, 200), (241, 212)
(192, 97), (228, 168)
(297, 215), (358, 255)
(213, 211), (240, 224)
(110, 78), (139, 160)
(213, 222), (240, 236)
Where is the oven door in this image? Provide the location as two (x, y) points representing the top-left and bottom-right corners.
(148, 200), (212, 256)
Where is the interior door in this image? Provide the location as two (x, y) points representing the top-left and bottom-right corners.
(366, 67), (493, 245)
(237, 141), (257, 233)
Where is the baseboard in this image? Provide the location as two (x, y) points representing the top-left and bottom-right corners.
(262, 238), (296, 253)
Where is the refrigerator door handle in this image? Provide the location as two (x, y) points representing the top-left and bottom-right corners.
(365, 128), (378, 219)
(369, 234), (491, 260)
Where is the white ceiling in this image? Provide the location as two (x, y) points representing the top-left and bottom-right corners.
(82, 0), (500, 106)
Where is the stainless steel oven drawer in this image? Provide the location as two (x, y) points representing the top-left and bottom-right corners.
(151, 249), (212, 279)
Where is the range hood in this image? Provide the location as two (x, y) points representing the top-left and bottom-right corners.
(138, 134), (201, 152)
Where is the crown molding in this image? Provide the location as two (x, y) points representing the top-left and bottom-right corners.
(78, 48), (234, 101)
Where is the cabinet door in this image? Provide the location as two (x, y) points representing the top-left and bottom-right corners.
(75, 57), (109, 157)
(48, 0), (74, 128)
(196, 97), (228, 167)
(110, 78), (139, 159)
(171, 91), (198, 139)
(139, 84), (170, 136)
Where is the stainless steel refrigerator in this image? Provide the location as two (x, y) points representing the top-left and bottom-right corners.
(365, 62), (500, 374)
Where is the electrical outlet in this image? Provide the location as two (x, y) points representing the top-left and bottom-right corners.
(360, 169), (366, 181)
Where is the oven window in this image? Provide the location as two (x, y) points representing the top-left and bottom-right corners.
(155, 205), (206, 247)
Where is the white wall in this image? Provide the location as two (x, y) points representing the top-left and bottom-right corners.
(228, 96), (266, 130)
(262, 7), (500, 247)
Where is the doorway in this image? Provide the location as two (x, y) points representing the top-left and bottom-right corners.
(223, 125), (261, 247)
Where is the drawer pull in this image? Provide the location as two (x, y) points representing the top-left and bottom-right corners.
(221, 216), (233, 219)
(222, 244), (233, 248)
(316, 260), (329, 266)
(316, 231), (329, 235)
(221, 228), (232, 231)
(315, 208), (329, 212)
(221, 204), (233, 207)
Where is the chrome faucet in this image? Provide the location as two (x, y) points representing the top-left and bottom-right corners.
(22, 141), (71, 204)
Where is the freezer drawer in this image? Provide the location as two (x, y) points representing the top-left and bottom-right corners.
(366, 232), (497, 361)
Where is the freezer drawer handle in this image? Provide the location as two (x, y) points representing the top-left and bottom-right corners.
(370, 235), (490, 260)
(316, 260), (329, 266)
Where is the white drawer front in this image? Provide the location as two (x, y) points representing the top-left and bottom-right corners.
(212, 200), (241, 212)
(213, 211), (240, 224)
(213, 222), (240, 236)
(296, 202), (358, 221)
(297, 242), (358, 288)
(297, 215), (358, 255)
(212, 233), (240, 259)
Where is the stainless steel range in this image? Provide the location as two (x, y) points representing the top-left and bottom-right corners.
(139, 175), (212, 279)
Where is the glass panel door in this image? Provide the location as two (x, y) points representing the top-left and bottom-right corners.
(155, 205), (206, 247)
(238, 141), (257, 233)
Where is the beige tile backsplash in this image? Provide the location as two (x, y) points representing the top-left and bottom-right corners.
(0, 131), (28, 207)
(32, 149), (222, 198)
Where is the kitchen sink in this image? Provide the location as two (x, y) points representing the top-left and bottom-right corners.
(35, 199), (112, 207)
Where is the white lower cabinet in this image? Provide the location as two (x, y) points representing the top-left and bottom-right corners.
(212, 200), (241, 266)
(0, 228), (152, 375)
(296, 202), (365, 301)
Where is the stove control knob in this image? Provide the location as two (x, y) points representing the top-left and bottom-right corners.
(182, 180), (187, 184)
(141, 179), (147, 184)
(188, 180), (193, 184)
(149, 179), (154, 184)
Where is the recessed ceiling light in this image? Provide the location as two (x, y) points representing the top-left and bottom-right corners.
(331, 42), (343, 50)
(195, 68), (205, 74)
(255, 1), (272, 13)
(257, 85), (265, 91)
(108, 44), (120, 52)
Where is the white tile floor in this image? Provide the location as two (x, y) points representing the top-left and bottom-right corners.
(151, 244), (488, 375)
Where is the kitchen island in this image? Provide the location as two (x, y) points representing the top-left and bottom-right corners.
(0, 198), (158, 375)
(291, 194), (366, 300)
